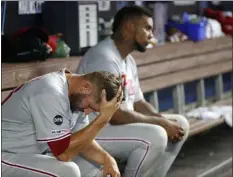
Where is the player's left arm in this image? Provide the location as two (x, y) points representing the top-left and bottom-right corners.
(80, 139), (112, 164)
(134, 99), (162, 118)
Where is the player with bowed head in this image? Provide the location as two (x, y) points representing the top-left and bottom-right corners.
(2, 68), (123, 177)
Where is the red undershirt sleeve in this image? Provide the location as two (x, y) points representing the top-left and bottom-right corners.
(48, 135), (71, 157)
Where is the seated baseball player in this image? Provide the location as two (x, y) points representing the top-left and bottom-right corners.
(2, 68), (123, 177)
(76, 5), (190, 177)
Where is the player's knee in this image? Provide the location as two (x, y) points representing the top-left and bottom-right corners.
(146, 125), (168, 151)
(60, 162), (81, 177)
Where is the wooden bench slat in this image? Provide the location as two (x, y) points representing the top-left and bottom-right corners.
(190, 119), (215, 130)
(1, 57), (81, 71)
(189, 118), (225, 137)
(138, 49), (231, 80)
(133, 36), (232, 66)
(2, 59), (232, 92)
(1, 58), (81, 90)
(141, 60), (232, 93)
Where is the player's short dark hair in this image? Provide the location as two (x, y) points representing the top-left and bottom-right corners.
(83, 71), (122, 103)
(112, 5), (152, 33)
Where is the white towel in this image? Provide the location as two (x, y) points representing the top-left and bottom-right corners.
(186, 106), (232, 128)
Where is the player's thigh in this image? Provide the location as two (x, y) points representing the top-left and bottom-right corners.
(2, 152), (81, 177)
(96, 123), (167, 159)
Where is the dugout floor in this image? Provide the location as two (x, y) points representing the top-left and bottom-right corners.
(166, 124), (232, 177)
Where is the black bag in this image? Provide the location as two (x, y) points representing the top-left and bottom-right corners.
(2, 27), (52, 63)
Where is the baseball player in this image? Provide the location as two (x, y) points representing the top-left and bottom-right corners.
(2, 68), (123, 177)
(77, 6), (190, 177)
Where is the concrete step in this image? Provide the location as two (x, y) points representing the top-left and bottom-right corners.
(166, 124), (232, 177)
(197, 158), (232, 177)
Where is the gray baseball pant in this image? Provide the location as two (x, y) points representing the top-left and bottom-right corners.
(93, 113), (190, 177)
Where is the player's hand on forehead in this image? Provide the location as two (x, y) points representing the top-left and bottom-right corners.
(100, 85), (123, 104)
(111, 85), (123, 105)
(99, 86), (122, 120)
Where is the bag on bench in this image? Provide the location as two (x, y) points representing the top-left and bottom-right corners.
(2, 27), (52, 63)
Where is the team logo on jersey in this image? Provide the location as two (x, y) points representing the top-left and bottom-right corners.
(53, 115), (63, 125)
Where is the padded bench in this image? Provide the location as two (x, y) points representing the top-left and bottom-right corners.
(2, 36), (232, 137)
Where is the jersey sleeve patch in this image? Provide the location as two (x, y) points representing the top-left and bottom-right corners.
(53, 115), (63, 125)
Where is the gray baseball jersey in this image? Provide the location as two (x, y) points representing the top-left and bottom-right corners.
(76, 36), (144, 111)
(2, 69), (88, 154)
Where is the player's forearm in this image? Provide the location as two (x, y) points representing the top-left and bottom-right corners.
(80, 140), (109, 165)
(58, 115), (109, 161)
(134, 99), (163, 117)
(110, 107), (162, 126)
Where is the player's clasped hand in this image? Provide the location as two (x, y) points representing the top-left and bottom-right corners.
(99, 86), (123, 122)
(161, 119), (185, 142)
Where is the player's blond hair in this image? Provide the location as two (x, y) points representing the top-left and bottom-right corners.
(83, 71), (122, 103)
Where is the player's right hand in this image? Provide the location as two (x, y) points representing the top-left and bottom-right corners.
(160, 119), (185, 142)
(99, 86), (123, 122)
(103, 154), (121, 177)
